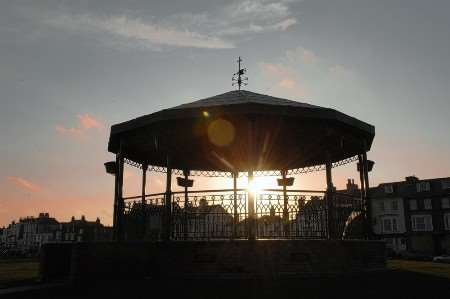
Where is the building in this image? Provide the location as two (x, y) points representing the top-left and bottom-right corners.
(0, 213), (59, 252)
(0, 213), (112, 254)
(124, 198), (235, 240)
(57, 216), (112, 242)
(370, 176), (450, 256)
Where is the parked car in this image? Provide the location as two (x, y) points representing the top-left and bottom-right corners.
(432, 255), (450, 264)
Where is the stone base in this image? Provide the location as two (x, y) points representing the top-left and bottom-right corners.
(40, 240), (386, 281)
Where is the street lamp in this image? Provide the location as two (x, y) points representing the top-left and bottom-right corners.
(104, 161), (116, 175)
(357, 160), (375, 172)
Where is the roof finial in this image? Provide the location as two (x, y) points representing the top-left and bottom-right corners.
(232, 56), (248, 90)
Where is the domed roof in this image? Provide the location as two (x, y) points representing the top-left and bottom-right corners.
(108, 90), (375, 171)
(170, 90), (321, 110)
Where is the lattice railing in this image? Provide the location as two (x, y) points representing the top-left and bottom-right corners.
(122, 189), (363, 241)
(172, 190), (247, 240)
(123, 155), (359, 177)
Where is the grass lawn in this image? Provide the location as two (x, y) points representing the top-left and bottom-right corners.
(0, 258), (449, 298)
(0, 258), (39, 289)
(388, 259), (450, 279)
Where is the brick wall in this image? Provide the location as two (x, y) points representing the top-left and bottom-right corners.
(40, 240), (386, 281)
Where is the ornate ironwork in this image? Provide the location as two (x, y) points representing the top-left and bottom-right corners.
(172, 191), (247, 240)
(123, 188), (363, 241)
(124, 155), (359, 178)
(255, 192), (327, 239)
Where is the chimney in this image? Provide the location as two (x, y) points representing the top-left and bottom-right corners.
(346, 178), (359, 192)
(405, 176), (419, 183)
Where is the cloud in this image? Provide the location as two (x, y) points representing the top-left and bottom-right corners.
(218, 18), (296, 36)
(78, 114), (104, 130)
(329, 64), (355, 80)
(215, 0), (298, 36)
(260, 62), (308, 97)
(33, 1), (299, 50)
(56, 114), (105, 140)
(7, 176), (41, 192)
(261, 62), (294, 77)
(278, 78), (296, 89)
(286, 46), (320, 64)
(44, 13), (234, 50)
(225, 0), (295, 23)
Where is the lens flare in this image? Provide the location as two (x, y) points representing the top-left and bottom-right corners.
(247, 177), (276, 195)
(207, 118), (235, 147)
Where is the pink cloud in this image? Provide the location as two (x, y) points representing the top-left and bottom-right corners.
(55, 125), (83, 137)
(56, 114), (105, 140)
(285, 47), (320, 64)
(278, 78), (296, 89)
(261, 62), (309, 97)
(7, 176), (42, 193)
(78, 114), (104, 130)
(261, 62), (294, 77)
(302, 49), (319, 64)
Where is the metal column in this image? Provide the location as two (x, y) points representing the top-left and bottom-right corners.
(282, 170), (290, 238)
(362, 152), (372, 239)
(233, 171), (238, 238)
(325, 160), (334, 239)
(183, 170), (189, 240)
(141, 163), (148, 239)
(164, 157), (172, 241)
(114, 146), (124, 242)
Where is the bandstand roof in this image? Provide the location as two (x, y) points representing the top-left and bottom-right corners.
(108, 90), (375, 172)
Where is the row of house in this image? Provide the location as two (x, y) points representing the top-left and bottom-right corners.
(0, 213), (112, 254)
(2, 175), (449, 257)
(124, 175), (450, 256)
(370, 176), (450, 256)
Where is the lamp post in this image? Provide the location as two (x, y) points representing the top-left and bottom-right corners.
(358, 156), (375, 239)
(177, 172), (194, 240)
(277, 172), (294, 237)
(104, 161), (117, 240)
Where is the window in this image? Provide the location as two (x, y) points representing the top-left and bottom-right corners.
(444, 214), (450, 230)
(409, 200), (417, 210)
(378, 201), (385, 212)
(424, 198), (432, 210)
(442, 198), (450, 209)
(411, 215), (433, 231)
(384, 185), (394, 193)
(382, 217), (398, 233)
(442, 181), (450, 190)
(392, 200), (398, 211)
(416, 182), (430, 192)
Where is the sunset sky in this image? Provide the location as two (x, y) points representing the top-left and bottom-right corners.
(1, 0), (450, 226)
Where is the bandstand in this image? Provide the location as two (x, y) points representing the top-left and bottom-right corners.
(41, 90), (385, 282)
(107, 90), (375, 243)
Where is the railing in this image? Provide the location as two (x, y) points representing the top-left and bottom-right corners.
(255, 190), (328, 239)
(172, 190), (248, 240)
(122, 189), (364, 241)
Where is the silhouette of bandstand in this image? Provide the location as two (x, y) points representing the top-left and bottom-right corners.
(41, 90), (385, 281)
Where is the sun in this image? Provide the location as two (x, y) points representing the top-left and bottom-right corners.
(247, 176), (277, 194)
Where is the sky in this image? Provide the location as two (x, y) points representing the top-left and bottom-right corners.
(1, 0), (450, 226)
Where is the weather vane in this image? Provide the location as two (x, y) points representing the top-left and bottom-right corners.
(232, 56), (248, 90)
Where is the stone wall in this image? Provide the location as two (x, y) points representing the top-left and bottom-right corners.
(40, 240), (386, 281)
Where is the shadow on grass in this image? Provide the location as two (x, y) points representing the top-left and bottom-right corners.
(0, 259), (39, 290)
(2, 270), (450, 299)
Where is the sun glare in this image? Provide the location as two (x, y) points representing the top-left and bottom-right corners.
(247, 176), (277, 194)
